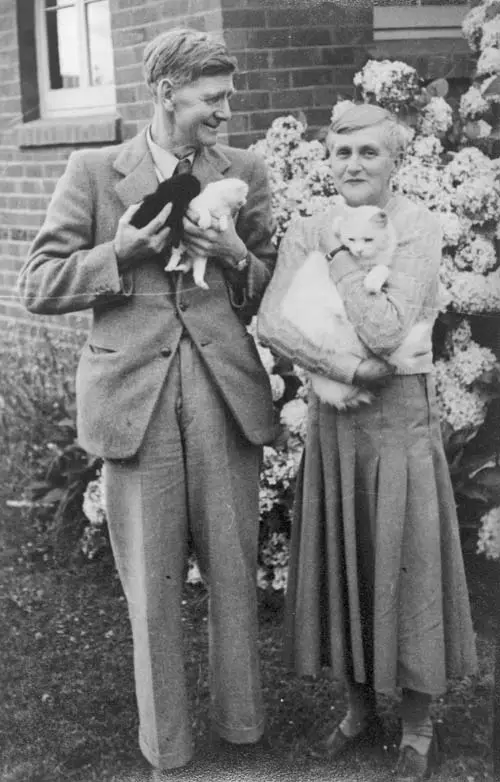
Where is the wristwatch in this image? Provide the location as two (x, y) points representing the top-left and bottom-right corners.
(234, 251), (250, 272)
(325, 245), (349, 263)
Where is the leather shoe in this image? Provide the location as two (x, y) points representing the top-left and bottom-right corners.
(394, 728), (441, 780)
(310, 714), (384, 760)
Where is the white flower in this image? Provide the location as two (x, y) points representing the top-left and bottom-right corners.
(439, 212), (466, 249)
(482, 16), (500, 49)
(447, 267), (500, 313)
(446, 319), (472, 351)
(410, 134), (443, 162)
(257, 343), (275, 374)
(447, 146), (494, 182)
(280, 398), (308, 441)
(186, 558), (203, 585)
(257, 567), (269, 590)
(272, 566), (288, 592)
(433, 360), (489, 431)
(477, 507), (500, 559)
(462, 2), (489, 51)
(477, 46), (500, 77)
(459, 86), (489, 120)
(455, 235), (497, 274)
(353, 60), (420, 111)
(270, 374), (286, 402)
(82, 475), (106, 527)
(419, 97), (453, 137)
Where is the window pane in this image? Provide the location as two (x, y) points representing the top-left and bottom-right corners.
(46, 5), (80, 89)
(45, 0), (75, 9)
(86, 1), (114, 86)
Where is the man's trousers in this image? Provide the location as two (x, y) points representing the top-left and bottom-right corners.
(103, 336), (264, 770)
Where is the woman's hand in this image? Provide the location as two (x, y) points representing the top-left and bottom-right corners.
(354, 357), (395, 389)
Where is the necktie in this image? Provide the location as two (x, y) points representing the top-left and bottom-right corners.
(173, 156), (193, 176)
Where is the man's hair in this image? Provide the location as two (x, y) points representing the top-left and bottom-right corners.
(143, 28), (237, 97)
(328, 103), (411, 160)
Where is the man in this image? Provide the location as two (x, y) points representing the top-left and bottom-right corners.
(18, 28), (277, 775)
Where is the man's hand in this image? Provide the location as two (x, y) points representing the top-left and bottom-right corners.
(354, 357), (395, 389)
(182, 208), (247, 270)
(113, 202), (173, 271)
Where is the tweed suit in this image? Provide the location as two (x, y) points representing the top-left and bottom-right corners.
(18, 129), (278, 769)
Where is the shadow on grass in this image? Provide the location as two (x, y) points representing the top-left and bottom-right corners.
(0, 499), (495, 782)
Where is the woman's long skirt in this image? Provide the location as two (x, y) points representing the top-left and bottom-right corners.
(284, 374), (478, 695)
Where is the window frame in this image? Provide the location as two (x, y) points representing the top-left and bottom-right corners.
(374, 2), (470, 41)
(35, 0), (116, 119)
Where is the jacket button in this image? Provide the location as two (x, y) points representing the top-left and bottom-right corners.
(179, 302), (188, 312)
(161, 348), (172, 357)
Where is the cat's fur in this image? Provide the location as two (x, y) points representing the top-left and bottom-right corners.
(281, 206), (432, 410)
(130, 174), (202, 255)
(165, 178), (249, 289)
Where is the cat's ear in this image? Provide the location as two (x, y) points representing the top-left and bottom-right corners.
(372, 210), (388, 228)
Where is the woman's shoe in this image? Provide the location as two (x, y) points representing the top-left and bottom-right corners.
(394, 726), (442, 780)
(309, 714), (384, 760)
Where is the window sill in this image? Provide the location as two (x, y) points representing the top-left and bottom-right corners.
(16, 113), (122, 148)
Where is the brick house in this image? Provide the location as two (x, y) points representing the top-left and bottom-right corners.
(0, 0), (473, 331)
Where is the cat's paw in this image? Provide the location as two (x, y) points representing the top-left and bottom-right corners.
(364, 264), (389, 294)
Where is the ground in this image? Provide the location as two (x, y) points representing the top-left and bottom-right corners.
(0, 494), (496, 782)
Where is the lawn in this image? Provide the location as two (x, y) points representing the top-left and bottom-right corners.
(0, 488), (496, 782)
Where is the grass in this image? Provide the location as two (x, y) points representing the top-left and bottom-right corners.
(0, 458), (496, 782)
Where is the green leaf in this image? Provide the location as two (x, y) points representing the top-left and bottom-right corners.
(426, 78), (449, 99)
(482, 74), (500, 96)
(39, 487), (65, 506)
(56, 418), (76, 429)
(456, 484), (492, 504)
(473, 466), (500, 492)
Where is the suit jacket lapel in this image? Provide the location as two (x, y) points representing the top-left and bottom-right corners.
(114, 132), (233, 207)
(114, 128), (158, 208)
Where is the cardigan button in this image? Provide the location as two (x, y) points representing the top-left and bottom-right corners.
(160, 347), (172, 357)
(179, 302), (188, 312)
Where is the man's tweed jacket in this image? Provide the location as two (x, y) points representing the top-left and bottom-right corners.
(18, 130), (278, 458)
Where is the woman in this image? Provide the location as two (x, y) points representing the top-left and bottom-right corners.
(257, 104), (477, 781)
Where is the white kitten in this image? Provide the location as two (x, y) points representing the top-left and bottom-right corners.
(281, 206), (432, 411)
(165, 178), (249, 289)
(335, 205), (397, 294)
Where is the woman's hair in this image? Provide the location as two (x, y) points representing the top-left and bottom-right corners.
(143, 28), (237, 97)
(328, 103), (410, 160)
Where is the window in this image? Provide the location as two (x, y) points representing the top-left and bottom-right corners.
(374, 1), (470, 41)
(35, 0), (116, 117)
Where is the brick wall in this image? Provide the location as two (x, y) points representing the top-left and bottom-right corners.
(0, 0), (473, 332)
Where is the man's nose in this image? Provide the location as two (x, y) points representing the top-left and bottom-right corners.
(214, 97), (231, 121)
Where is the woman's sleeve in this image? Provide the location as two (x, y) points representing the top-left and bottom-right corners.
(257, 217), (363, 385)
(329, 207), (442, 356)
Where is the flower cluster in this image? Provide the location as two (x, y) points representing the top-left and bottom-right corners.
(477, 506), (500, 559)
(353, 59), (421, 113)
(81, 474), (108, 560)
(252, 115), (335, 242)
(419, 97), (453, 137)
(258, 532), (289, 592)
(433, 321), (496, 432)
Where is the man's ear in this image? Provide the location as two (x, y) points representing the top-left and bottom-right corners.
(158, 78), (174, 109)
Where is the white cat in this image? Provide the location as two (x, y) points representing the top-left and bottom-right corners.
(165, 178), (249, 289)
(281, 206), (432, 410)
